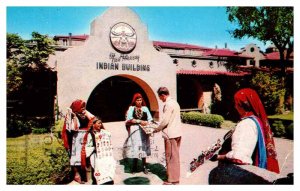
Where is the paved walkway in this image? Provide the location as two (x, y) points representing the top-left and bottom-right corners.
(70, 121), (293, 185)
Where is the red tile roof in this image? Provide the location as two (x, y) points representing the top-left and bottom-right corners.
(177, 70), (249, 76)
(55, 34), (291, 61)
(264, 51), (294, 60)
(203, 48), (252, 58)
(153, 41), (212, 51)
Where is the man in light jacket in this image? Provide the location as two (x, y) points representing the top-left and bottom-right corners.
(154, 87), (182, 185)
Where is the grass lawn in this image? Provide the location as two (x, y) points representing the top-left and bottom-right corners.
(220, 120), (237, 130)
(268, 112), (294, 121)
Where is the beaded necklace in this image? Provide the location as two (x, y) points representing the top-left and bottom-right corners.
(135, 106), (143, 119)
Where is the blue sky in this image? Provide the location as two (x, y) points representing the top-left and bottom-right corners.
(6, 6), (273, 52)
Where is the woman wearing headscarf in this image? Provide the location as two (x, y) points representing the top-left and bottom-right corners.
(81, 118), (116, 185)
(214, 88), (280, 173)
(123, 93), (153, 174)
(61, 99), (95, 184)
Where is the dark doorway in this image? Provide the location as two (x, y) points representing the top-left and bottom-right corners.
(87, 76), (149, 122)
(177, 76), (199, 109)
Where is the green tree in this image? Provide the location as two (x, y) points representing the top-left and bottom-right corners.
(7, 33), (25, 59)
(251, 71), (285, 114)
(7, 32), (56, 95)
(7, 32), (56, 135)
(227, 7), (293, 113)
(22, 32), (56, 71)
(7, 33), (25, 95)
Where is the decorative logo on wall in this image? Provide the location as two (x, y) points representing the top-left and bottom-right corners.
(110, 22), (137, 54)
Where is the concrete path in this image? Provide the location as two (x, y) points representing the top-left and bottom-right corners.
(71, 121), (293, 185)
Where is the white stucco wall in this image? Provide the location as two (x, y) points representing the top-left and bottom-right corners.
(240, 43), (265, 67)
(177, 58), (228, 71)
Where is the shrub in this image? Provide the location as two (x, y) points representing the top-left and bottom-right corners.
(181, 111), (224, 128)
(32, 127), (50, 134)
(7, 135), (71, 184)
(250, 71), (285, 114)
(7, 117), (35, 137)
(268, 112), (293, 139)
(272, 120), (286, 137)
(285, 123), (293, 140)
(48, 147), (72, 184)
(53, 120), (64, 133)
(7, 123), (71, 184)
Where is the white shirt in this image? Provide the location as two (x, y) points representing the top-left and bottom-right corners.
(226, 118), (258, 164)
(157, 96), (182, 139)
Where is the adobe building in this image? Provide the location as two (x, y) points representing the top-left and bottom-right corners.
(54, 7), (176, 121)
(51, 7), (254, 122)
(50, 7), (293, 122)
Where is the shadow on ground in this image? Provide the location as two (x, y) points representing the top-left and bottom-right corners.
(119, 158), (167, 184)
(123, 177), (150, 185)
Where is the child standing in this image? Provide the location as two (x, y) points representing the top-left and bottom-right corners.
(81, 118), (116, 184)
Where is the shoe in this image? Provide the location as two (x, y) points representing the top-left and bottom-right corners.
(143, 167), (149, 174)
(162, 181), (179, 185)
(74, 176), (83, 184)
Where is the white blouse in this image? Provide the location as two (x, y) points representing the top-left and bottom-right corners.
(125, 106), (153, 121)
(225, 118), (258, 164)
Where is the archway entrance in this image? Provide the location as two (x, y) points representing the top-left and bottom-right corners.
(86, 75), (155, 122)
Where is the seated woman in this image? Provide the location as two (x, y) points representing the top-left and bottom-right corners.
(210, 88), (280, 183)
(81, 118), (116, 185)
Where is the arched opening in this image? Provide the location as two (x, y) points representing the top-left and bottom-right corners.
(86, 75), (157, 122)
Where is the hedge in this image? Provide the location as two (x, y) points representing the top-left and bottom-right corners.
(7, 123), (71, 184)
(268, 112), (293, 140)
(269, 118), (293, 140)
(7, 117), (34, 137)
(181, 111), (224, 128)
